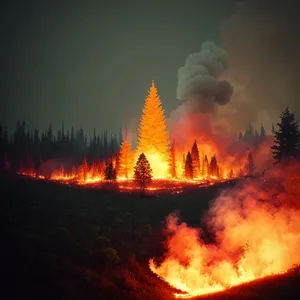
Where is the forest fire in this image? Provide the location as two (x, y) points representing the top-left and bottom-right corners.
(149, 162), (300, 298)
(14, 81), (260, 189)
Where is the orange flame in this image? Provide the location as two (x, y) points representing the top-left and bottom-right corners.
(149, 162), (300, 298)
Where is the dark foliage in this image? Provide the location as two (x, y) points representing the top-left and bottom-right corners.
(134, 153), (152, 192)
(169, 138), (177, 178)
(105, 161), (117, 182)
(245, 151), (255, 176)
(0, 121), (122, 174)
(271, 108), (300, 162)
(191, 140), (201, 177)
(2, 175), (300, 300)
(184, 151), (193, 179)
(209, 155), (219, 177)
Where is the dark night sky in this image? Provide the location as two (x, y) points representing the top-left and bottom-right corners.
(1, 0), (240, 135)
(2, 0), (300, 137)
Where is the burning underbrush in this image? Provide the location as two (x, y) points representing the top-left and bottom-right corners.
(149, 161), (300, 298)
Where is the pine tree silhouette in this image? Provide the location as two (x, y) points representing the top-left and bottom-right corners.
(191, 140), (201, 178)
(184, 152), (193, 179)
(134, 153), (152, 193)
(105, 161), (116, 182)
(169, 138), (177, 178)
(245, 151), (255, 176)
(202, 155), (209, 178)
(209, 155), (219, 177)
(119, 127), (133, 179)
(271, 108), (300, 162)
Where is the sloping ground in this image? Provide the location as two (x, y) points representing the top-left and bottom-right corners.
(194, 268), (300, 300)
(1, 174), (299, 300)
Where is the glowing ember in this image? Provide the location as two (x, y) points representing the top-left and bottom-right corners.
(149, 163), (300, 298)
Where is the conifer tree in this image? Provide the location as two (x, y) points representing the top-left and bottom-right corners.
(134, 153), (152, 193)
(191, 140), (201, 178)
(271, 108), (300, 162)
(209, 155), (219, 177)
(260, 123), (265, 137)
(202, 155), (209, 178)
(105, 161), (116, 182)
(245, 151), (255, 176)
(79, 156), (89, 182)
(271, 123), (275, 134)
(169, 138), (177, 178)
(229, 168), (234, 178)
(119, 128), (133, 179)
(184, 152), (193, 179)
(115, 151), (121, 178)
(136, 81), (170, 177)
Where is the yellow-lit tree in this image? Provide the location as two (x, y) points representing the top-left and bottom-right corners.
(79, 156), (89, 182)
(119, 128), (133, 179)
(136, 80), (170, 178)
(202, 155), (209, 178)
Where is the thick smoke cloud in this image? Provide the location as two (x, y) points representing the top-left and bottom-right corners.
(221, 0), (300, 130)
(176, 41), (233, 113)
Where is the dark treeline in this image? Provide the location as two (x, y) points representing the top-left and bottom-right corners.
(238, 122), (266, 146)
(0, 120), (122, 173)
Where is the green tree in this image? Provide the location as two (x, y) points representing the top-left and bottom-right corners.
(271, 108), (300, 162)
(134, 153), (152, 193)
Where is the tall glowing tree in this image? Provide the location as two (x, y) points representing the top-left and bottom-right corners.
(202, 155), (209, 178)
(119, 127), (133, 179)
(136, 81), (170, 178)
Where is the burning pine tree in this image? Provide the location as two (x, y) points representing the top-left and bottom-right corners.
(191, 140), (201, 178)
(118, 128), (133, 179)
(185, 152), (193, 179)
(134, 153), (152, 192)
(169, 138), (177, 178)
(136, 81), (170, 178)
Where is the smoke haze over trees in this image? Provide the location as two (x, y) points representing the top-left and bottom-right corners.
(0, 121), (122, 173)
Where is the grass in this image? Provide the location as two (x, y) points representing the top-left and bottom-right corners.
(1, 174), (299, 300)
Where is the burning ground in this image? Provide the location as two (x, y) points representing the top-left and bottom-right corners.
(2, 160), (300, 300)
(149, 161), (300, 298)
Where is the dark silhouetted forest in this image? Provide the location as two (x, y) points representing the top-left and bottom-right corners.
(0, 121), (122, 173)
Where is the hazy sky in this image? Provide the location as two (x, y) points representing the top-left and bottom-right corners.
(1, 0), (240, 135)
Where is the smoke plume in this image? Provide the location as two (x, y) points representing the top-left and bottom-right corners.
(221, 0), (300, 129)
(170, 0), (300, 140)
(176, 41), (234, 113)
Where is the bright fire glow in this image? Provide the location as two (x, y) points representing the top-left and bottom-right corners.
(149, 163), (300, 298)
(14, 81), (268, 187)
(135, 81), (170, 178)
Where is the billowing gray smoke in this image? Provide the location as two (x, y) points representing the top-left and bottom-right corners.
(221, 0), (300, 130)
(176, 41), (233, 112)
